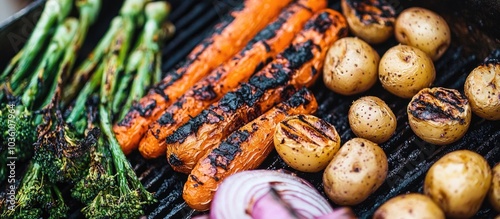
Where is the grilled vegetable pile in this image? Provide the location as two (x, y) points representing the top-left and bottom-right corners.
(0, 0), (173, 218)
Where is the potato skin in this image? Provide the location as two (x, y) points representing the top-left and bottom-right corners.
(489, 163), (500, 212)
(407, 87), (471, 145)
(373, 193), (445, 219)
(348, 96), (396, 143)
(341, 0), (396, 44)
(274, 114), (341, 172)
(323, 138), (388, 205)
(323, 37), (380, 95)
(424, 150), (492, 218)
(379, 45), (435, 98)
(464, 63), (500, 120)
(395, 7), (451, 61)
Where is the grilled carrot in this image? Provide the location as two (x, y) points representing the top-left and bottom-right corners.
(166, 9), (348, 173)
(138, 0), (327, 159)
(113, 0), (292, 155)
(183, 88), (318, 211)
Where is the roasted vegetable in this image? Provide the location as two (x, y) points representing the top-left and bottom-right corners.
(323, 138), (388, 205)
(348, 96), (396, 143)
(424, 150), (492, 218)
(166, 9), (348, 174)
(340, 0), (396, 44)
(323, 37), (380, 95)
(395, 7), (451, 61)
(1, 162), (68, 219)
(379, 45), (436, 98)
(373, 193), (445, 219)
(407, 87), (471, 145)
(114, 0), (293, 155)
(274, 114), (340, 172)
(464, 60), (500, 120)
(138, 0), (326, 159)
(489, 163), (500, 212)
(183, 88), (318, 210)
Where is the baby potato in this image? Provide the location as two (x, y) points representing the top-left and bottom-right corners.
(323, 138), (388, 205)
(348, 96), (396, 143)
(274, 114), (341, 173)
(464, 62), (500, 120)
(323, 37), (380, 95)
(489, 163), (500, 212)
(379, 45), (435, 98)
(341, 0), (396, 44)
(424, 150), (492, 218)
(407, 87), (471, 145)
(395, 7), (451, 61)
(373, 193), (445, 219)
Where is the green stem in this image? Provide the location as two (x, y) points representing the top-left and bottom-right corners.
(8, 0), (72, 90)
(20, 18), (79, 110)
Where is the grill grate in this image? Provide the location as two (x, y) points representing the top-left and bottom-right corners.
(0, 0), (498, 218)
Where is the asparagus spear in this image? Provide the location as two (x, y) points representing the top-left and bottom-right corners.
(2, 0), (73, 90)
(113, 2), (171, 120)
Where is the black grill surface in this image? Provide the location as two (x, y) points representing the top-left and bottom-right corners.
(1, 0), (499, 219)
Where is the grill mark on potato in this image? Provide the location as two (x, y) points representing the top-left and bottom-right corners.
(409, 88), (467, 124)
(344, 0), (396, 26)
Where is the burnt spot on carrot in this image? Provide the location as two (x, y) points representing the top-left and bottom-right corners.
(158, 112), (174, 125)
(208, 130), (249, 171)
(192, 84), (217, 101)
(304, 11), (334, 33)
(168, 153), (183, 166)
(130, 101), (156, 117)
(283, 88), (312, 108)
(190, 175), (204, 186)
(280, 40), (315, 69)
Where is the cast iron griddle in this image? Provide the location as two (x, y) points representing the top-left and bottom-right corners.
(0, 0), (499, 218)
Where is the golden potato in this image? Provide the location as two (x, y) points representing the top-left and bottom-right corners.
(395, 7), (451, 61)
(348, 96), (396, 143)
(323, 37), (380, 95)
(424, 150), (492, 218)
(274, 114), (341, 172)
(407, 87), (471, 145)
(489, 163), (500, 212)
(341, 0), (396, 44)
(323, 138), (387, 205)
(379, 45), (435, 98)
(373, 193), (445, 219)
(464, 62), (500, 120)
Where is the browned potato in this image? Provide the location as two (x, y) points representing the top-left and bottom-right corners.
(395, 7), (451, 61)
(464, 62), (500, 120)
(489, 163), (500, 212)
(341, 0), (396, 44)
(323, 37), (380, 95)
(379, 45), (435, 98)
(348, 96), (396, 143)
(424, 150), (492, 218)
(373, 193), (445, 219)
(274, 114), (341, 173)
(407, 87), (471, 145)
(323, 138), (388, 205)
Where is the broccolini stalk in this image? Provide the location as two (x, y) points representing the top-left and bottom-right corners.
(114, 1), (171, 120)
(2, 0), (72, 89)
(1, 162), (68, 219)
(20, 18), (79, 109)
(62, 0), (149, 105)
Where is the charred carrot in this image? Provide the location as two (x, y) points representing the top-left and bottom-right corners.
(183, 88), (318, 211)
(166, 9), (348, 173)
(114, 0), (292, 155)
(138, 0), (327, 159)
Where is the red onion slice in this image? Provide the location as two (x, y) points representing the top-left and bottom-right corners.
(210, 170), (334, 219)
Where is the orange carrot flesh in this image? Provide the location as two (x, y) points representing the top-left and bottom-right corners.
(183, 88), (318, 211)
(166, 9), (348, 173)
(138, 0), (327, 159)
(113, 0), (292, 155)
